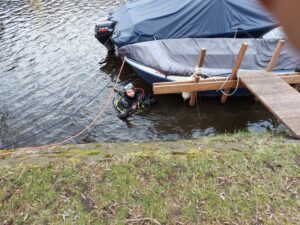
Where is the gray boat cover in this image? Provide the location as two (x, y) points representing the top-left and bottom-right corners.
(119, 38), (300, 76)
(111, 0), (277, 47)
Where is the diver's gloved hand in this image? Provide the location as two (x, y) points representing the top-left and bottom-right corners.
(118, 110), (128, 119)
(126, 107), (135, 114)
(118, 108), (134, 119)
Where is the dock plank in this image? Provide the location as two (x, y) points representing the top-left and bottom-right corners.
(239, 72), (300, 138)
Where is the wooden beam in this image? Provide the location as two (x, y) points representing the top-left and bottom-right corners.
(154, 78), (222, 87)
(189, 49), (206, 106)
(153, 74), (300, 95)
(153, 72), (300, 87)
(221, 43), (249, 103)
(267, 40), (285, 72)
(154, 80), (242, 95)
(282, 75), (300, 84)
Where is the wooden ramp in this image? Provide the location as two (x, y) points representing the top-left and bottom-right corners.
(239, 72), (300, 138)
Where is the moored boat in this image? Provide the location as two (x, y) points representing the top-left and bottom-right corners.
(95, 0), (277, 51)
(119, 38), (300, 97)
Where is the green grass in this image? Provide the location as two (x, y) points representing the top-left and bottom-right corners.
(0, 132), (300, 224)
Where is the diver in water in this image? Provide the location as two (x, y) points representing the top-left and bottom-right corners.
(114, 83), (156, 119)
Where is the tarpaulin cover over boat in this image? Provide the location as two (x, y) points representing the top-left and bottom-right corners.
(111, 0), (277, 47)
(119, 38), (300, 76)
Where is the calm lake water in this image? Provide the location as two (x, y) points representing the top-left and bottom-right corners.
(0, 0), (280, 148)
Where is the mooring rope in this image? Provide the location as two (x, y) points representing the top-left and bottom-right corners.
(218, 75), (241, 97)
(32, 57), (126, 150)
(0, 80), (112, 150)
(192, 70), (240, 97)
(1, 57), (126, 151)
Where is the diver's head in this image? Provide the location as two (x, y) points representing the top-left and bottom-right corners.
(124, 83), (135, 98)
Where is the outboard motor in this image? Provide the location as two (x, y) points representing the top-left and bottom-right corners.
(95, 17), (116, 52)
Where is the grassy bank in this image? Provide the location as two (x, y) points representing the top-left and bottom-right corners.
(0, 132), (300, 224)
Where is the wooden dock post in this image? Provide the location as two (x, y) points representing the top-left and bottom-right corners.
(189, 48), (206, 106)
(221, 43), (248, 103)
(189, 75), (200, 106)
(266, 40), (285, 72)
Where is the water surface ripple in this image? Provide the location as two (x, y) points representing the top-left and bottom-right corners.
(0, 0), (278, 148)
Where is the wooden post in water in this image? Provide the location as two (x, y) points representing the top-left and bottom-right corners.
(266, 40), (285, 72)
(189, 48), (206, 106)
(221, 43), (248, 103)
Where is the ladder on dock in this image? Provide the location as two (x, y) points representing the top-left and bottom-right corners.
(239, 72), (300, 138)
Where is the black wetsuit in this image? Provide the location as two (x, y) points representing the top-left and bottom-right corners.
(114, 90), (156, 118)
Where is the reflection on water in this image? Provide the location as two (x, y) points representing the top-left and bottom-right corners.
(0, 0), (280, 149)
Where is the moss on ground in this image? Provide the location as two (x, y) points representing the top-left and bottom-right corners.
(0, 132), (299, 224)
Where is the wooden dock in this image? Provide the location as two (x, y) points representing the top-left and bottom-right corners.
(239, 71), (300, 138)
(152, 40), (300, 138)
